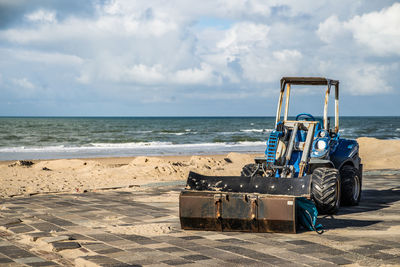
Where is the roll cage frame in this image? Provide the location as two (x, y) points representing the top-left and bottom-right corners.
(275, 77), (339, 134)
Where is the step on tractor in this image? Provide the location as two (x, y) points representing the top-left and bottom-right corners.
(179, 77), (362, 233)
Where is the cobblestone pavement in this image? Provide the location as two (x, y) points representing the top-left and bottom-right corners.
(0, 174), (399, 266)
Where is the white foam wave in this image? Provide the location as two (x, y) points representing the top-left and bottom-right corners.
(240, 129), (272, 133)
(159, 132), (188, 136)
(90, 142), (172, 148)
(0, 141), (266, 154)
(134, 130), (153, 133)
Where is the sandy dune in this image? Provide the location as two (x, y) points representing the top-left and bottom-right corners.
(0, 152), (256, 198)
(358, 137), (400, 170)
(0, 137), (399, 198)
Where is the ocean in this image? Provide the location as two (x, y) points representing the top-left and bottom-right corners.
(1, 116), (399, 160)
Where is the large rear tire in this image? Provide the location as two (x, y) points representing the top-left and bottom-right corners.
(241, 164), (260, 177)
(312, 168), (341, 214)
(340, 165), (361, 206)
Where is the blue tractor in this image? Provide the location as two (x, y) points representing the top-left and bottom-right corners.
(180, 77), (362, 233)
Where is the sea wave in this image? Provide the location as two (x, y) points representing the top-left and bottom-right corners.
(159, 132), (186, 136)
(240, 129), (272, 133)
(0, 141), (266, 153)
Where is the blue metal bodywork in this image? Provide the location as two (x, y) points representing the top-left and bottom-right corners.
(265, 115), (360, 177)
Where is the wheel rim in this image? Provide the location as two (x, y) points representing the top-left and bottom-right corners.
(353, 174), (360, 201)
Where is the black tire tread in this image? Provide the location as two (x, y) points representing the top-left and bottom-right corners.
(340, 165), (361, 206)
(312, 167), (340, 214)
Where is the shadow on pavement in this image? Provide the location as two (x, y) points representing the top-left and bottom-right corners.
(338, 186), (400, 215)
(318, 217), (381, 230)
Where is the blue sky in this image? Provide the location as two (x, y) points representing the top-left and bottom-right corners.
(0, 0), (399, 116)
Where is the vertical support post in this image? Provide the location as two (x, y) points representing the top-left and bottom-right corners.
(285, 122), (298, 166)
(299, 123), (316, 177)
(275, 87), (285, 127)
(335, 83), (339, 133)
(284, 84), (291, 122)
(323, 85), (330, 130)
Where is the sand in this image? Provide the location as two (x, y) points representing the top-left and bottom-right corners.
(357, 137), (400, 170)
(0, 152), (257, 198)
(0, 137), (399, 198)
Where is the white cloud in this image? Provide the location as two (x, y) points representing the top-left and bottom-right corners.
(317, 15), (344, 43)
(318, 3), (400, 56)
(25, 9), (57, 23)
(11, 78), (39, 98)
(12, 77), (35, 89)
(241, 49), (302, 83)
(9, 49), (83, 65)
(0, 0), (399, 112)
(217, 22), (270, 58)
(345, 3), (400, 56)
(346, 64), (392, 95)
(173, 63), (219, 85)
(123, 64), (165, 84)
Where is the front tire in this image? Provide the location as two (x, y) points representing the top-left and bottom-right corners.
(340, 165), (361, 206)
(312, 168), (341, 214)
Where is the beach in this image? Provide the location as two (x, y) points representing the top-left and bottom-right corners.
(1, 137), (399, 198)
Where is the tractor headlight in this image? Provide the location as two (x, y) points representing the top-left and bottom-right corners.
(317, 140), (327, 150)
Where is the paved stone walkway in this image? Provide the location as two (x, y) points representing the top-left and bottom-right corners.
(0, 174), (399, 266)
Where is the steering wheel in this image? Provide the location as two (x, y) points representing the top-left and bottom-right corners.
(295, 113), (315, 121)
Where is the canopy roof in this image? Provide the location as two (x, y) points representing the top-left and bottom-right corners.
(280, 77), (339, 88)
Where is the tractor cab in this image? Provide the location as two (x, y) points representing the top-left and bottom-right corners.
(267, 77), (341, 178)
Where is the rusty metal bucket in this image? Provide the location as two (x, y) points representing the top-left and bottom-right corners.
(179, 172), (312, 233)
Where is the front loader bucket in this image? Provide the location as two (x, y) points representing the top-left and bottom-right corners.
(179, 172), (312, 233)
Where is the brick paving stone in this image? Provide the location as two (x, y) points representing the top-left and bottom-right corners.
(127, 247), (154, 253)
(77, 255), (130, 266)
(215, 237), (254, 245)
(66, 233), (94, 241)
(216, 245), (279, 261)
(0, 218), (22, 227)
(178, 236), (204, 240)
(88, 233), (125, 243)
(180, 254), (211, 261)
(285, 239), (317, 246)
(42, 235), (71, 243)
(51, 241), (81, 252)
(359, 243), (392, 251)
(14, 256), (46, 264)
(161, 258), (193, 265)
(157, 246), (186, 253)
(30, 222), (65, 232)
(81, 242), (113, 251)
(7, 224), (35, 234)
(35, 215), (76, 227)
(322, 256), (353, 265)
(196, 248), (251, 262)
(367, 252), (399, 260)
(117, 251), (175, 265)
(0, 175), (399, 266)
(0, 245), (37, 259)
(223, 257), (261, 265)
(0, 257), (14, 263)
(95, 247), (124, 255)
(119, 234), (160, 245)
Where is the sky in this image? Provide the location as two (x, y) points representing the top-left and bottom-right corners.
(0, 0), (399, 116)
